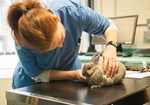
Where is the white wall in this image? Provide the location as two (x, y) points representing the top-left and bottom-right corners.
(116, 0), (150, 24)
(93, 0), (150, 49)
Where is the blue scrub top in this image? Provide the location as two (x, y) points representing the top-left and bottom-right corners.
(12, 0), (109, 89)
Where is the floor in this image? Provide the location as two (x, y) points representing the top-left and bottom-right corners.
(0, 78), (12, 105)
(0, 55), (18, 105)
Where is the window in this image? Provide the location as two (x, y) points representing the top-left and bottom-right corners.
(0, 0), (16, 54)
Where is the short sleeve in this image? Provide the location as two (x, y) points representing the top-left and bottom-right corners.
(79, 5), (110, 35)
(17, 48), (42, 77)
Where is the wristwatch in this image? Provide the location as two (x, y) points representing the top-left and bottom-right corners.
(106, 41), (117, 48)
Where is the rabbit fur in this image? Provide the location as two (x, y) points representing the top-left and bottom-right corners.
(82, 53), (126, 89)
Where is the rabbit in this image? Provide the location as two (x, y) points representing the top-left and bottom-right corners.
(82, 53), (126, 89)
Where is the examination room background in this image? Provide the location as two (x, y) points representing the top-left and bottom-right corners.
(0, 0), (150, 105)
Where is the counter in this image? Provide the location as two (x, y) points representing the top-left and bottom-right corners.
(5, 55), (150, 105)
(79, 55), (150, 65)
(6, 77), (150, 105)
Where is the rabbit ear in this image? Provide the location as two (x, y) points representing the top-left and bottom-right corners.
(92, 53), (100, 64)
(95, 52), (101, 57)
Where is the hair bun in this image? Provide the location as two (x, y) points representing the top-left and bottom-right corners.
(23, 0), (43, 10)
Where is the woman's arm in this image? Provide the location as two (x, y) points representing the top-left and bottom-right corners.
(101, 19), (118, 78)
(32, 69), (86, 82)
(50, 69), (86, 81)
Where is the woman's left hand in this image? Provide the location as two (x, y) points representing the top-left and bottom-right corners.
(100, 45), (118, 77)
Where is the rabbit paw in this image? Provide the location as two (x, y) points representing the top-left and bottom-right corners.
(91, 85), (102, 89)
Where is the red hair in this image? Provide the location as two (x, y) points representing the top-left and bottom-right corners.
(7, 0), (58, 52)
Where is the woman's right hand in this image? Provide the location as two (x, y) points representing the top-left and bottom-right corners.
(73, 69), (87, 82)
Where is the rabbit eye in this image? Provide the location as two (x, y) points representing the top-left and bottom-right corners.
(88, 65), (93, 70)
(87, 67), (91, 69)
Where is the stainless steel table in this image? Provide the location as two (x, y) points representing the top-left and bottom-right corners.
(6, 77), (150, 105)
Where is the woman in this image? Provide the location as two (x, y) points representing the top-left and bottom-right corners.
(7, 0), (118, 89)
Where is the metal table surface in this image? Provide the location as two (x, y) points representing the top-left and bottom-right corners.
(6, 77), (150, 105)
